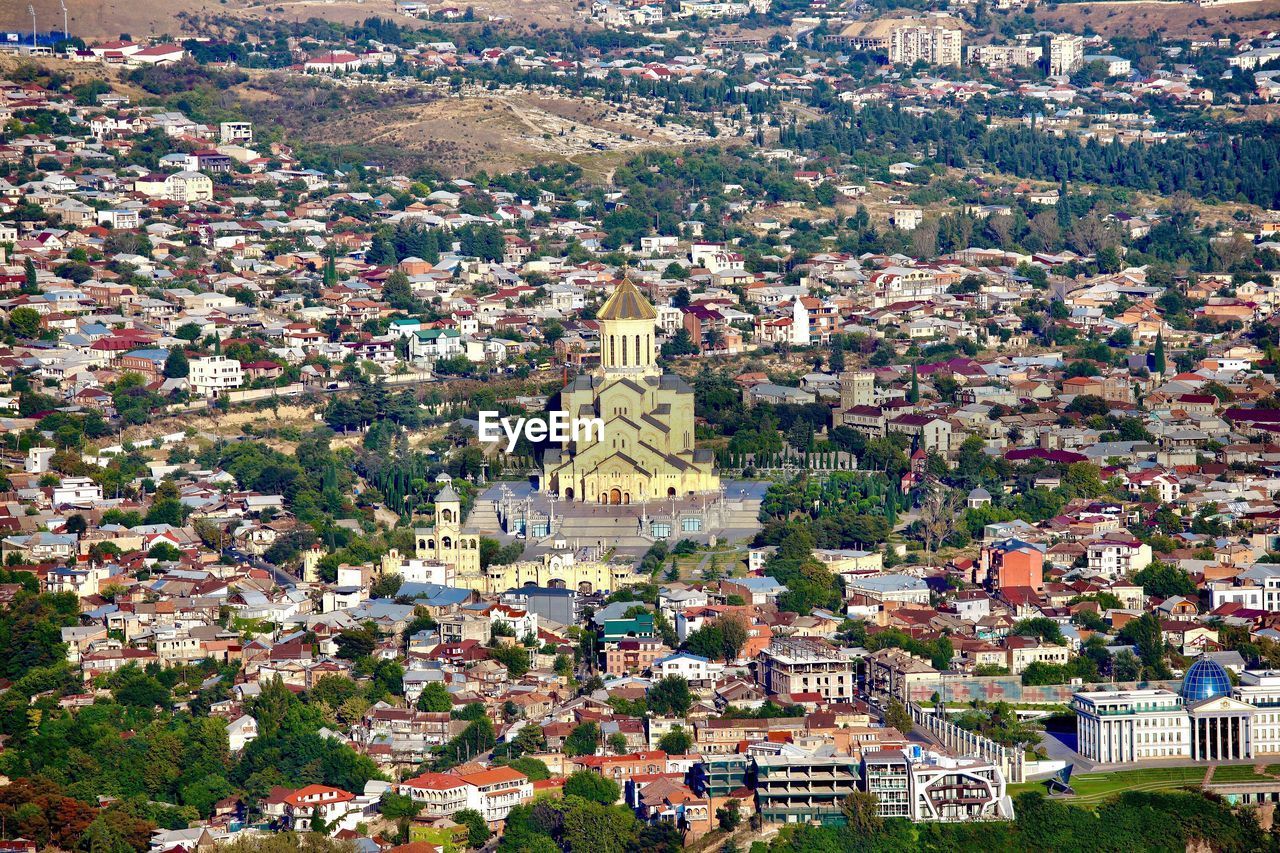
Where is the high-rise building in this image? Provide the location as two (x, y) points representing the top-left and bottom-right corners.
(1048, 33), (1084, 76)
(889, 24), (963, 66)
(832, 17), (963, 67)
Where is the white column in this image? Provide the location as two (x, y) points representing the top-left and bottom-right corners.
(1216, 717), (1224, 761)
(1228, 716), (1235, 760)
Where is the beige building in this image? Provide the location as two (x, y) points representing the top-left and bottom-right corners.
(542, 278), (719, 505)
(838, 370), (875, 409)
(1048, 33), (1085, 76)
(414, 485), (482, 579)
(837, 17), (963, 66)
(758, 637), (856, 702)
(479, 548), (640, 595)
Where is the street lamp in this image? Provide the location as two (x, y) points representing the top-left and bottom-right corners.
(28, 6), (36, 48)
(60, 0), (68, 41)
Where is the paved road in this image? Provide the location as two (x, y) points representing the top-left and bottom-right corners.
(223, 547), (300, 588)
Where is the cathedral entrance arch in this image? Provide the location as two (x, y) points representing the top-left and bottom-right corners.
(609, 488), (622, 505)
(565, 487), (574, 500)
(548, 578), (567, 589)
(578, 581), (593, 594)
(667, 487), (676, 497)
(623, 493), (631, 504)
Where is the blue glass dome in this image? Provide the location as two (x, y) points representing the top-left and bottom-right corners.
(1180, 658), (1232, 702)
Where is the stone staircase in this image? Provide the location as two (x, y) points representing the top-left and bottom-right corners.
(465, 498), (504, 537)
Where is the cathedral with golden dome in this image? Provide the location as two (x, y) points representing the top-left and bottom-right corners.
(541, 278), (720, 505)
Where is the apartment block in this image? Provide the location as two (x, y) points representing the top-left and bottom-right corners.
(758, 637), (856, 702)
(1048, 33), (1085, 76)
(754, 754), (861, 825)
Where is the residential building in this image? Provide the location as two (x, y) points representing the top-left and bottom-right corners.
(188, 355), (244, 396)
(1048, 33), (1085, 76)
(754, 754), (861, 825)
(758, 637), (856, 702)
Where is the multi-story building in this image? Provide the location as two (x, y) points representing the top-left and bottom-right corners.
(398, 767), (533, 826)
(889, 24), (963, 66)
(188, 355), (244, 397)
(1074, 659), (1268, 764)
(220, 121), (253, 144)
(967, 43), (1042, 70)
(1074, 688), (1195, 763)
(651, 651), (725, 685)
(1208, 563), (1280, 611)
(604, 637), (670, 675)
(832, 17), (962, 66)
(886, 414), (952, 454)
(1235, 670), (1280, 756)
(690, 754), (752, 799)
(694, 717), (809, 754)
(52, 476), (104, 506)
(282, 785), (357, 828)
(754, 754), (861, 825)
(838, 370), (875, 410)
(1086, 535), (1153, 579)
(980, 538), (1045, 592)
(866, 647), (938, 701)
(1004, 637), (1071, 675)
(862, 750), (912, 819)
(1047, 33), (1085, 76)
(908, 753), (1011, 822)
(758, 637), (856, 702)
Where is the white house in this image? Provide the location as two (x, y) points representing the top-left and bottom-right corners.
(53, 476), (104, 506)
(227, 714), (259, 752)
(651, 651), (725, 684)
(188, 356), (244, 397)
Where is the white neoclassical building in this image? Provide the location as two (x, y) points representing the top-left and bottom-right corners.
(1074, 661), (1280, 765)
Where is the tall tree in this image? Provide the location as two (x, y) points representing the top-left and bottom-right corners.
(164, 346), (189, 379)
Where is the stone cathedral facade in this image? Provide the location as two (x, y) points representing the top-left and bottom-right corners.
(541, 278), (719, 505)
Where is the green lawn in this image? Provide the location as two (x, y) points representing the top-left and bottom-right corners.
(1013, 767), (1207, 807)
(1208, 764), (1273, 783)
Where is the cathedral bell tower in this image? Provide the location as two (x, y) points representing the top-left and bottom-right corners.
(596, 277), (659, 379)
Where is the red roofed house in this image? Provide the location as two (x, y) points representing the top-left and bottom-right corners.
(282, 785), (358, 830)
(398, 767), (532, 826)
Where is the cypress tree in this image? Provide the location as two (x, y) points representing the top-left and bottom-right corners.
(1153, 333), (1166, 375)
(908, 364), (920, 404)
